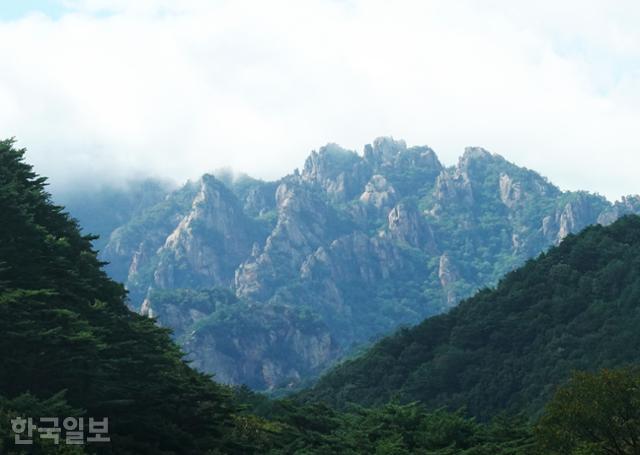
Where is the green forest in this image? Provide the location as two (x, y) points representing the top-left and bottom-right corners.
(2, 138), (640, 454)
(305, 213), (640, 417)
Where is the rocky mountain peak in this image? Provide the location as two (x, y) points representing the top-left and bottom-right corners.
(151, 174), (258, 291)
(397, 145), (442, 171)
(302, 144), (371, 202)
(364, 136), (407, 167)
(461, 146), (492, 161)
(456, 147), (502, 175)
(303, 144), (359, 175)
(196, 174), (243, 216)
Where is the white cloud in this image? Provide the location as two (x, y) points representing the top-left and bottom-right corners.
(0, 0), (639, 200)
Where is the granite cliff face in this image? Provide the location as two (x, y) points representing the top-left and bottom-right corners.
(95, 137), (640, 389)
(153, 175), (260, 289)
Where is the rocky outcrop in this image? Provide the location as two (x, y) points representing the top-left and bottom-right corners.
(102, 181), (201, 305)
(359, 175), (398, 212)
(242, 181), (279, 216)
(364, 137), (408, 168)
(95, 137), (640, 389)
(185, 320), (335, 389)
(555, 194), (609, 243)
(387, 203), (437, 251)
(102, 176), (267, 307)
(598, 195), (640, 226)
(499, 173), (522, 208)
(153, 175), (257, 289)
(364, 137), (442, 185)
(433, 169), (475, 209)
(302, 144), (372, 202)
(301, 232), (405, 288)
(235, 179), (335, 300)
(438, 253), (460, 306)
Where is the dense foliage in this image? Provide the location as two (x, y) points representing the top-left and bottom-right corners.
(0, 139), (236, 454)
(303, 215), (640, 419)
(232, 388), (535, 454)
(536, 368), (640, 455)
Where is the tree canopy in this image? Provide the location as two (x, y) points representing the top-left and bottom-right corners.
(303, 214), (640, 420)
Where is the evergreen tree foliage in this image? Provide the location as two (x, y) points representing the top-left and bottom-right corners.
(536, 368), (640, 454)
(303, 215), (640, 420)
(0, 139), (236, 454)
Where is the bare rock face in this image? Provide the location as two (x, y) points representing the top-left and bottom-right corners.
(387, 203), (437, 251)
(598, 196), (640, 226)
(102, 181), (201, 305)
(296, 230), (429, 346)
(360, 175), (398, 211)
(235, 179), (333, 300)
(153, 175), (257, 289)
(301, 231), (404, 287)
(243, 181), (278, 216)
(438, 253), (460, 306)
(541, 215), (555, 241)
(433, 169), (475, 208)
(499, 173), (522, 208)
(180, 304), (337, 389)
(302, 143), (372, 203)
(556, 203), (577, 242)
(364, 137), (408, 167)
(364, 137), (442, 181)
(395, 145), (442, 171)
(555, 194), (605, 243)
(460, 146), (492, 165)
(618, 195), (640, 213)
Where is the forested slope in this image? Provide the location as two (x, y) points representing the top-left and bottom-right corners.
(0, 139), (240, 453)
(303, 215), (640, 420)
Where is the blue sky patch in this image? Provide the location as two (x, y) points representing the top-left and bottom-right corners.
(0, 0), (69, 21)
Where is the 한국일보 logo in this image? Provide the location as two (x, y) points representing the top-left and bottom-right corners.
(10, 416), (110, 446)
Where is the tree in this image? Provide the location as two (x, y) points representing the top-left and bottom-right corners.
(536, 368), (640, 454)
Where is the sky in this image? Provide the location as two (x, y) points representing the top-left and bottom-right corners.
(0, 0), (639, 200)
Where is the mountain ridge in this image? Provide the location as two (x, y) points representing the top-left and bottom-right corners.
(62, 137), (640, 389)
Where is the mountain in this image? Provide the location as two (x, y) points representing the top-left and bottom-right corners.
(301, 215), (640, 420)
(5, 137), (640, 454)
(80, 137), (640, 389)
(0, 137), (560, 455)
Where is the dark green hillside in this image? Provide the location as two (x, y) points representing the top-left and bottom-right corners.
(0, 139), (238, 453)
(303, 215), (640, 419)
